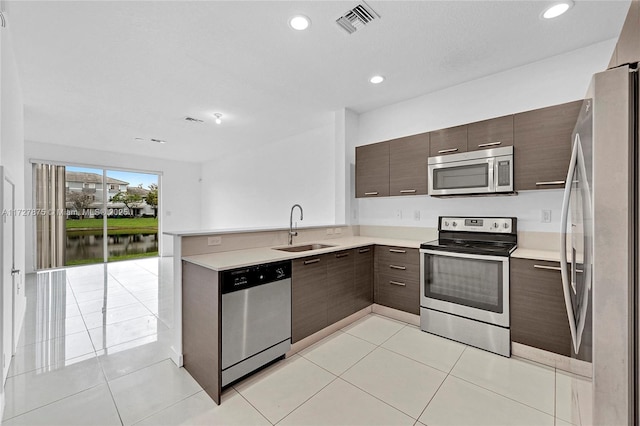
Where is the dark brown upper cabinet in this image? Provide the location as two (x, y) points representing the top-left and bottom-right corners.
(389, 133), (430, 196)
(467, 115), (514, 152)
(514, 100), (582, 191)
(356, 141), (390, 198)
(429, 124), (467, 157)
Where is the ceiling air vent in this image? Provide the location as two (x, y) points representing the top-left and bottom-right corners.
(184, 116), (204, 123)
(336, 2), (380, 35)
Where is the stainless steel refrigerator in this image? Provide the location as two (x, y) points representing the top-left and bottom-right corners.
(561, 62), (638, 425)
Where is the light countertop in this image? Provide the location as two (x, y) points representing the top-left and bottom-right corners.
(512, 248), (565, 263)
(182, 236), (424, 271)
(165, 224), (348, 237)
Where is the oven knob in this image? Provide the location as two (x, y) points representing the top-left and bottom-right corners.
(452, 221), (457, 227)
(493, 222), (499, 229)
(503, 223), (509, 229)
(444, 221), (449, 227)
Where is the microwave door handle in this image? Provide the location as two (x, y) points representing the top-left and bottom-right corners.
(487, 157), (495, 192)
(560, 136), (581, 354)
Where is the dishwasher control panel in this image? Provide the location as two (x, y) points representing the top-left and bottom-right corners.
(221, 260), (292, 294)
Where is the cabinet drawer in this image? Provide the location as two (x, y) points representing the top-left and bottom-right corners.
(377, 261), (419, 281)
(467, 115), (514, 151)
(376, 246), (419, 267)
(510, 258), (571, 356)
(429, 125), (467, 157)
(375, 273), (420, 315)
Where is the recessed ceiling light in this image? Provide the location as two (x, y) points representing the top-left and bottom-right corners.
(542, 1), (573, 19)
(289, 15), (310, 31)
(369, 75), (385, 84)
(213, 113), (222, 125)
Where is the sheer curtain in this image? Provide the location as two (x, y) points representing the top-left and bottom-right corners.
(34, 163), (66, 269)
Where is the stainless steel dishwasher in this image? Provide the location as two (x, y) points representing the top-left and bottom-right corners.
(221, 260), (292, 386)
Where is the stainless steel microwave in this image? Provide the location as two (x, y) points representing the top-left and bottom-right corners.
(428, 146), (514, 196)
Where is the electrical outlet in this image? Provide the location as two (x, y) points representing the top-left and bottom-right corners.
(541, 210), (552, 223)
(326, 228), (334, 235)
(414, 210), (421, 221)
(207, 236), (222, 246)
(335, 228), (342, 234)
(395, 209), (402, 219)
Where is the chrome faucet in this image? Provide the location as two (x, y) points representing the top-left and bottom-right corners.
(289, 204), (303, 245)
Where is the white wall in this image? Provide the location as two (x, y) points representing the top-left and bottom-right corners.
(352, 39), (617, 233)
(200, 123), (336, 229)
(24, 141), (202, 270)
(0, 17), (26, 414)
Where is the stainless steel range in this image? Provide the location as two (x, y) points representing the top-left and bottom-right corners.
(420, 216), (517, 357)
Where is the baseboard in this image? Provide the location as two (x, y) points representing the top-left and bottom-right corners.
(511, 342), (592, 378)
(372, 304), (420, 326)
(1, 387), (5, 422)
(170, 346), (184, 367)
(287, 306), (372, 356)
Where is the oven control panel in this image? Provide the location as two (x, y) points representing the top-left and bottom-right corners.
(440, 217), (514, 233)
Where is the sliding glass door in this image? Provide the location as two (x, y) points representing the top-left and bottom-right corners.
(35, 163), (160, 268)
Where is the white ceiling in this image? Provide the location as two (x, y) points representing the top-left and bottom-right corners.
(6, 0), (631, 163)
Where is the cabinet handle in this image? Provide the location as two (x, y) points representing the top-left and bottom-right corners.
(477, 141), (501, 148)
(533, 264), (561, 272)
(358, 248), (371, 253)
(535, 181), (565, 186)
(389, 264), (406, 270)
(389, 280), (406, 287)
(400, 189), (417, 194)
(335, 253), (349, 258)
(304, 259), (320, 265)
(364, 191), (379, 196)
(438, 148), (458, 154)
(389, 249), (406, 254)
(534, 264), (583, 273)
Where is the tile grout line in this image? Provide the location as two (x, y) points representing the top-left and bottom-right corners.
(232, 388), (278, 425)
(449, 372), (556, 419)
(415, 344), (468, 422)
(1, 382), (107, 423)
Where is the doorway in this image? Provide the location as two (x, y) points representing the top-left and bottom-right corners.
(1, 167), (16, 385)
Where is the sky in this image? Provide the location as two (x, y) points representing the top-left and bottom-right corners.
(67, 166), (158, 189)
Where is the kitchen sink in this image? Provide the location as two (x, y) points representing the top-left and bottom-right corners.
(274, 243), (336, 252)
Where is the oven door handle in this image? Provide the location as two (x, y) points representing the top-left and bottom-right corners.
(419, 248), (508, 262)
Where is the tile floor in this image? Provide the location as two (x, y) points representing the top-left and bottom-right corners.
(2, 259), (592, 425)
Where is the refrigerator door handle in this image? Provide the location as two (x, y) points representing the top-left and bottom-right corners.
(561, 134), (581, 354)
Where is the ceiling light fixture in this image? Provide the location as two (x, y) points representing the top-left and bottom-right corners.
(542, 1), (573, 19)
(289, 15), (311, 31)
(214, 113), (222, 124)
(369, 75), (385, 84)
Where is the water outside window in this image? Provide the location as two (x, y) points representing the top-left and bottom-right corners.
(65, 167), (159, 266)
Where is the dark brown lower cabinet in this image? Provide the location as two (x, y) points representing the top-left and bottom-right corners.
(374, 246), (420, 315)
(510, 258), (571, 356)
(354, 246), (374, 311)
(292, 255), (328, 343)
(327, 250), (355, 324)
